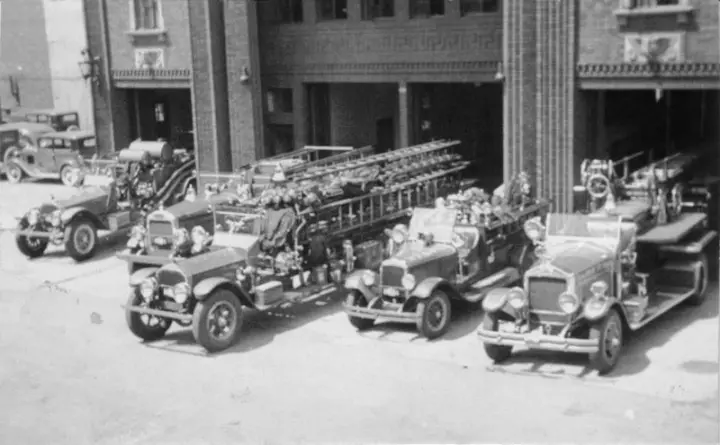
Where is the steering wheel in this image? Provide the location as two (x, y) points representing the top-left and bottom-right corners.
(586, 173), (611, 199)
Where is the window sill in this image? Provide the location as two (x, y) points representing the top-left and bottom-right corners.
(461, 10), (500, 17)
(126, 29), (168, 44)
(362, 16), (396, 21)
(613, 5), (694, 25)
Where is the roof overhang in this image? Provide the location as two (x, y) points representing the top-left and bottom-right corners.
(112, 69), (191, 89)
(577, 63), (720, 90)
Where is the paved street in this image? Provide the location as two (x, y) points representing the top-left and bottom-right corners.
(0, 182), (718, 444)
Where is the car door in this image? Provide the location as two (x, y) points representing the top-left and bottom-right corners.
(30, 137), (57, 171)
(50, 137), (75, 172)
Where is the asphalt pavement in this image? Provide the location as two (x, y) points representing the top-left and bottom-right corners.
(0, 180), (718, 444)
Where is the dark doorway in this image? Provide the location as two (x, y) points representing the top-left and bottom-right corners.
(308, 83), (331, 146)
(126, 88), (194, 150)
(376, 117), (394, 153)
(413, 83), (504, 190)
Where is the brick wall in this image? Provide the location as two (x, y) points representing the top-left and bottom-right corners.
(579, 0), (719, 65)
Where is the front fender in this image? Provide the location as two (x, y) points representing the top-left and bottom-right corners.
(482, 287), (512, 313)
(129, 267), (159, 287)
(411, 277), (458, 300)
(344, 269), (376, 301)
(60, 207), (104, 228)
(193, 277), (254, 308)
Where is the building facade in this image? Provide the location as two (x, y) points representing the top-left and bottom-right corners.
(82, 0), (195, 153)
(86, 0), (719, 211)
(1, 0), (94, 130)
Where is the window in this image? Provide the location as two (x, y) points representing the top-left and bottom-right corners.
(362, 0), (394, 19)
(278, 0), (303, 23)
(634, 0), (680, 6)
(410, 0), (444, 18)
(133, 0), (161, 30)
(267, 125), (295, 157)
(266, 88), (294, 113)
(460, 0), (499, 15)
(317, 0), (348, 21)
(154, 103), (165, 122)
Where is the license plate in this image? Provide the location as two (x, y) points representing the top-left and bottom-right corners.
(383, 288), (399, 297)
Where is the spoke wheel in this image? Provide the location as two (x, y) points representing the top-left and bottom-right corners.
(60, 165), (75, 187)
(589, 308), (623, 375)
(6, 164), (23, 183)
(15, 218), (48, 258)
(192, 289), (243, 353)
(416, 290), (451, 340)
(586, 174), (610, 199)
(125, 291), (171, 342)
(65, 217), (98, 262)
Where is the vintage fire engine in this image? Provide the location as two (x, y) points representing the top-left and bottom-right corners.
(478, 152), (715, 374)
(121, 141), (470, 352)
(343, 172), (550, 339)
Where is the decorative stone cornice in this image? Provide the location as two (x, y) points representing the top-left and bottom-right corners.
(263, 61), (499, 76)
(577, 63), (720, 79)
(111, 69), (191, 80)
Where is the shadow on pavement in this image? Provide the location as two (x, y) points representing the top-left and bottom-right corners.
(142, 292), (346, 357)
(489, 281), (719, 380)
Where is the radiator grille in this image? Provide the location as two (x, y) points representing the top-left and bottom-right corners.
(381, 265), (405, 287)
(528, 277), (568, 324)
(148, 220), (174, 237)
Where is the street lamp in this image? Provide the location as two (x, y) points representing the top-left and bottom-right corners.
(78, 49), (101, 86)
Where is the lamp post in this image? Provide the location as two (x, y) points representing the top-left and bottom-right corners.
(78, 48), (101, 87)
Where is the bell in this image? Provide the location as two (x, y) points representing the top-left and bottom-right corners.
(271, 165), (287, 183)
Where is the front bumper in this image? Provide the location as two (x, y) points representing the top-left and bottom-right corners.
(15, 228), (64, 242)
(123, 304), (192, 323)
(477, 327), (600, 354)
(343, 300), (419, 324)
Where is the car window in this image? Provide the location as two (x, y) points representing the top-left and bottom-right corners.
(62, 114), (79, 124)
(82, 138), (96, 148)
(39, 138), (53, 149)
(36, 115), (49, 123)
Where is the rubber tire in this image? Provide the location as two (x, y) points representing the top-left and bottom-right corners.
(125, 290), (171, 342)
(6, 163), (23, 183)
(686, 253), (709, 306)
(345, 290), (374, 331)
(65, 217), (98, 262)
(15, 217), (48, 258)
(588, 308), (623, 375)
(192, 289), (244, 353)
(481, 312), (513, 363)
(416, 290), (452, 340)
(60, 165), (74, 187)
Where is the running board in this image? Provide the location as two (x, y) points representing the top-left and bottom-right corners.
(628, 288), (695, 330)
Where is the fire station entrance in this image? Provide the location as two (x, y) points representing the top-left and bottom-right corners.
(591, 89), (719, 173)
(124, 88), (194, 151)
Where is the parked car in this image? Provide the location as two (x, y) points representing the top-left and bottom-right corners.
(478, 152), (716, 375)
(14, 140), (196, 262)
(4, 108), (80, 131)
(4, 130), (98, 186)
(0, 122), (55, 174)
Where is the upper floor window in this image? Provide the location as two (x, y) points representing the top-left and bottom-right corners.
(317, 0), (348, 21)
(460, 0), (499, 15)
(266, 88), (294, 113)
(410, 0), (445, 18)
(362, 0), (394, 19)
(278, 0), (303, 23)
(132, 0), (162, 30)
(632, 0), (680, 7)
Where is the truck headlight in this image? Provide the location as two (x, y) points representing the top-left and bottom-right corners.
(173, 283), (191, 304)
(50, 210), (61, 227)
(583, 296), (609, 321)
(507, 287), (528, 310)
(140, 278), (157, 300)
(558, 291), (580, 314)
(391, 224), (408, 245)
(401, 274), (416, 291)
(523, 218), (545, 242)
(27, 209), (40, 226)
(590, 280), (608, 297)
(361, 271), (376, 287)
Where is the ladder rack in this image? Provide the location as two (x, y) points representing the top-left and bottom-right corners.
(633, 152), (698, 183)
(293, 140), (461, 183)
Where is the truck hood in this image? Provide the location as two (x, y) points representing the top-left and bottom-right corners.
(161, 245), (252, 283)
(166, 197), (213, 219)
(384, 241), (456, 269)
(539, 241), (613, 275)
(52, 186), (109, 211)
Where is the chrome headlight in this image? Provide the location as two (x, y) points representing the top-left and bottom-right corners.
(401, 273), (416, 291)
(361, 271), (376, 287)
(507, 287), (528, 310)
(191, 226), (210, 247)
(558, 291), (580, 314)
(172, 228), (189, 247)
(50, 210), (61, 227)
(27, 209), (40, 226)
(391, 224), (408, 245)
(140, 278), (157, 300)
(173, 283), (191, 304)
(590, 280), (609, 297)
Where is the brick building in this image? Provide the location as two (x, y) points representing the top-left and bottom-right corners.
(0, 0), (94, 130)
(85, 0), (719, 211)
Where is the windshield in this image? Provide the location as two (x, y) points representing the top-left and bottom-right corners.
(408, 207), (457, 244)
(546, 213), (621, 242)
(61, 114), (79, 124)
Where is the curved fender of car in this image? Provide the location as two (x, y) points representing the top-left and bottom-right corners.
(129, 267), (159, 287)
(411, 277), (459, 300)
(193, 277), (254, 307)
(344, 269), (376, 301)
(482, 287), (512, 313)
(60, 207), (105, 229)
(583, 297), (624, 323)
